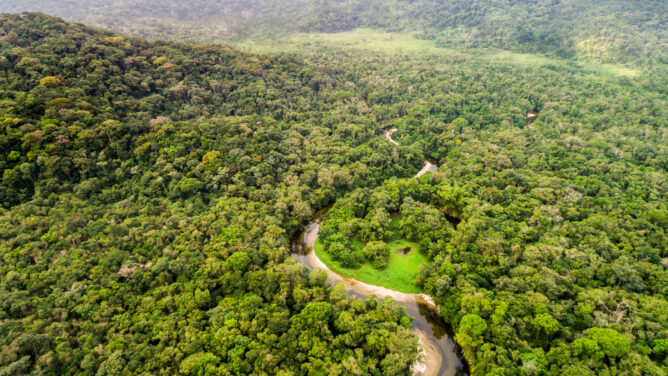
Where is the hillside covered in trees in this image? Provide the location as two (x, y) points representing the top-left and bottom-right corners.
(2, 0), (667, 64)
(0, 7), (666, 376)
(0, 13), (425, 375)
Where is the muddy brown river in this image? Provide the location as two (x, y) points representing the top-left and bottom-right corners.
(291, 135), (469, 375)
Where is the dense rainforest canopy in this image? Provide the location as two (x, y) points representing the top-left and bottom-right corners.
(0, 13), (425, 376)
(0, 5), (667, 376)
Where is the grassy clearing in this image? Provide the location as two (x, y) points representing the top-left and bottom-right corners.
(488, 50), (639, 78)
(235, 28), (640, 78)
(235, 28), (445, 54)
(487, 50), (557, 67)
(314, 214), (428, 294)
(593, 63), (640, 78)
(314, 213), (429, 293)
(314, 238), (428, 294)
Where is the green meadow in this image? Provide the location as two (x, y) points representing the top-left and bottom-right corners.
(236, 28), (640, 78)
(314, 237), (428, 294)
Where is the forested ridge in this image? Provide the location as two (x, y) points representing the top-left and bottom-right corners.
(0, 13), (425, 375)
(1, 9), (667, 376)
(2, 0), (666, 64)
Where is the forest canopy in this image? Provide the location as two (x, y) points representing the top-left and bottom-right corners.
(0, 13), (423, 375)
(0, 6), (666, 376)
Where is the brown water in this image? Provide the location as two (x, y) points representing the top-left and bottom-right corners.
(291, 204), (469, 376)
(526, 110), (539, 126)
(385, 126), (437, 178)
(384, 127), (399, 145)
(291, 130), (468, 375)
(397, 247), (412, 255)
(415, 160), (438, 177)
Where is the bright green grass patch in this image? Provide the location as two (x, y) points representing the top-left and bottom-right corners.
(235, 28), (445, 55)
(235, 28), (640, 78)
(314, 237), (428, 294)
(298, 28), (441, 53)
(488, 50), (639, 78)
(487, 50), (557, 67)
(593, 63), (640, 78)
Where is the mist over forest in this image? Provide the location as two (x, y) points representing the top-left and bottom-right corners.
(2, 0), (667, 64)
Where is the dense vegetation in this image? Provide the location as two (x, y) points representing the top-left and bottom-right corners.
(267, 22), (668, 376)
(1, 4), (666, 376)
(307, 37), (666, 373)
(0, 13), (425, 375)
(2, 0), (666, 64)
(314, 235), (428, 294)
(318, 179), (453, 271)
(315, 178), (452, 292)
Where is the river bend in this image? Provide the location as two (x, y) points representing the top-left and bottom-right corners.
(291, 127), (468, 375)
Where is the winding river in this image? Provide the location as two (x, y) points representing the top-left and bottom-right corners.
(291, 128), (469, 376)
(384, 127), (399, 145)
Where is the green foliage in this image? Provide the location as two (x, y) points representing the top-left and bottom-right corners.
(456, 314), (488, 356)
(587, 328), (632, 359)
(3, 0), (665, 64)
(363, 241), (390, 269)
(0, 13), (421, 375)
(533, 313), (560, 342)
(0, 9), (665, 376)
(179, 352), (220, 375)
(176, 177), (203, 195)
(38, 76), (61, 88)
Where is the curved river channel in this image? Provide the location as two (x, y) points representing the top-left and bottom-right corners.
(291, 128), (469, 376)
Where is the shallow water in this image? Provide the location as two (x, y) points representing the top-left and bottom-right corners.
(291, 205), (468, 376)
(526, 110), (539, 126)
(415, 160), (438, 177)
(384, 127), (399, 145)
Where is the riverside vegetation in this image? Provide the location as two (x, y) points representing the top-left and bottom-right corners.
(0, 13), (424, 376)
(0, 5), (667, 376)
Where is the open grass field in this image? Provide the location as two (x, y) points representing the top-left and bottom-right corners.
(236, 28), (443, 54)
(488, 50), (640, 78)
(314, 237), (428, 294)
(235, 28), (640, 78)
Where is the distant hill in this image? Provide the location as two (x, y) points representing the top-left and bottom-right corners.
(1, 0), (666, 64)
